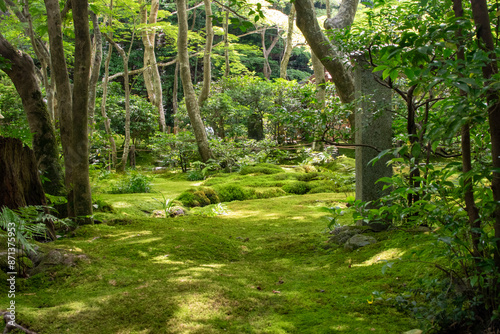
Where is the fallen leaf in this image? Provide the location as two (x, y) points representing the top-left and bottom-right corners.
(272, 290), (281, 294)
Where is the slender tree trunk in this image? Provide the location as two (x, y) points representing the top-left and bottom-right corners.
(71, 0), (93, 224)
(280, 4), (295, 79)
(470, 0), (500, 269)
(177, 0), (213, 162)
(261, 28), (280, 80)
(140, 0), (166, 132)
(198, 0), (213, 106)
(106, 36), (132, 172)
(88, 11), (103, 137)
(101, 43), (118, 167)
(224, 7), (230, 77)
(173, 60), (179, 132)
(44, 0), (75, 216)
(0, 33), (65, 199)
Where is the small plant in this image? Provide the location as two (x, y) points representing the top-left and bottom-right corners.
(109, 171), (153, 194)
(320, 206), (345, 231)
(153, 193), (177, 217)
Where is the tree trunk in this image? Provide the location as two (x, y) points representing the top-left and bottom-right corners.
(105, 35), (132, 172)
(101, 43), (118, 168)
(311, 52), (326, 106)
(44, 0), (75, 217)
(470, 0), (500, 270)
(177, 0), (213, 162)
(173, 59), (179, 132)
(140, 0), (167, 132)
(224, 7), (230, 77)
(88, 11), (103, 136)
(0, 137), (56, 240)
(198, 0), (213, 106)
(0, 33), (65, 200)
(280, 4), (295, 79)
(71, 0), (93, 224)
(261, 28), (280, 80)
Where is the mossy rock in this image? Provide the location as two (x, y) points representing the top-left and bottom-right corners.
(200, 187), (220, 204)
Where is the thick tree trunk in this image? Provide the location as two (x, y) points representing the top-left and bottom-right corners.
(311, 52), (326, 105)
(198, 0), (213, 106)
(140, 0), (167, 132)
(44, 0), (75, 216)
(173, 60), (179, 132)
(0, 33), (65, 199)
(88, 11), (103, 136)
(470, 0), (500, 270)
(177, 0), (213, 162)
(71, 0), (93, 224)
(0, 137), (56, 239)
(280, 4), (295, 79)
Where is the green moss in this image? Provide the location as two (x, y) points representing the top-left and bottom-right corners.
(239, 163), (284, 175)
(282, 181), (312, 194)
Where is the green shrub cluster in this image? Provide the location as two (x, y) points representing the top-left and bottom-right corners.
(187, 170), (204, 181)
(240, 163), (283, 175)
(109, 172), (153, 194)
(215, 184), (249, 202)
(177, 187), (221, 207)
(282, 181), (312, 195)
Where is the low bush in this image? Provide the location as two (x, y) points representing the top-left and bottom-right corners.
(295, 172), (324, 182)
(240, 163), (283, 175)
(177, 187), (220, 207)
(282, 181), (312, 195)
(215, 184), (249, 202)
(109, 172), (153, 194)
(187, 170), (204, 181)
(255, 188), (286, 199)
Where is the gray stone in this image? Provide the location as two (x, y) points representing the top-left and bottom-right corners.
(358, 220), (390, 232)
(328, 226), (365, 245)
(344, 234), (377, 251)
(354, 55), (393, 207)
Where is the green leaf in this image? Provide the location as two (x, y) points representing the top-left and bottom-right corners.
(411, 142), (421, 158)
(0, 0), (6, 12)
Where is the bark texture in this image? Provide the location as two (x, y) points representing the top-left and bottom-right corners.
(177, 0), (213, 162)
(294, 0), (355, 104)
(71, 0), (93, 224)
(0, 137), (56, 239)
(44, 0), (74, 215)
(0, 33), (64, 198)
(88, 11), (103, 135)
(280, 4), (295, 79)
(140, 0), (167, 132)
(198, 0), (213, 106)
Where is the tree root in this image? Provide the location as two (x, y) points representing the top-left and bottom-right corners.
(1, 311), (38, 334)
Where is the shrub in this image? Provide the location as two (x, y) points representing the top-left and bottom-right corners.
(256, 188), (286, 199)
(282, 181), (312, 195)
(295, 172), (323, 182)
(240, 163), (283, 175)
(109, 172), (153, 194)
(215, 184), (248, 202)
(273, 173), (291, 180)
(308, 185), (337, 194)
(177, 187), (220, 207)
(187, 170), (204, 181)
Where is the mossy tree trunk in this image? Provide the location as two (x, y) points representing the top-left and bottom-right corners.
(0, 33), (65, 201)
(0, 137), (56, 239)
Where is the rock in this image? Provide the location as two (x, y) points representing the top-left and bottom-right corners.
(344, 234), (377, 251)
(357, 220), (390, 232)
(328, 226), (366, 245)
(29, 249), (90, 276)
(170, 207), (185, 217)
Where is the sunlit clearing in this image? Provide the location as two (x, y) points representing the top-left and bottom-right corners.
(113, 201), (132, 208)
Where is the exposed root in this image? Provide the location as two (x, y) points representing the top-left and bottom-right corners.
(1, 311), (38, 334)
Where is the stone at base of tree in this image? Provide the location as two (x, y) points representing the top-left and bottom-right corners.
(344, 234), (377, 251)
(328, 226), (367, 245)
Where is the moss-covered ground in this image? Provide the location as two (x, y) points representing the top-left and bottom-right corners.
(2, 164), (438, 333)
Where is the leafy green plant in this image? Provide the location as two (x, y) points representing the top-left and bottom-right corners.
(320, 206), (345, 231)
(282, 181), (311, 195)
(153, 193), (176, 217)
(109, 171), (153, 194)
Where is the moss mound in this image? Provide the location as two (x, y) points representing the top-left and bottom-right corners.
(239, 163), (283, 175)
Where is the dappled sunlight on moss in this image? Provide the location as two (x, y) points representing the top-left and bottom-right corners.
(352, 248), (405, 267)
(114, 230), (153, 241)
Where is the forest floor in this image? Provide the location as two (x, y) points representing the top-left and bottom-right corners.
(1, 167), (437, 334)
